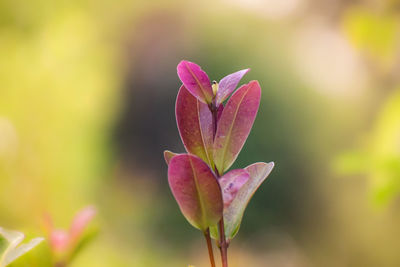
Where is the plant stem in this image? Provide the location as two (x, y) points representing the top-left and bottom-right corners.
(218, 218), (229, 267)
(204, 228), (216, 267)
(210, 101), (229, 267)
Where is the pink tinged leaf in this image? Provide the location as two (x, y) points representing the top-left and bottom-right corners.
(177, 60), (213, 104)
(216, 69), (250, 106)
(224, 162), (274, 239)
(164, 150), (179, 165)
(176, 85), (214, 168)
(42, 214), (69, 252)
(213, 81), (261, 173)
(69, 206), (96, 242)
(168, 154), (223, 231)
(50, 230), (70, 253)
(219, 169), (250, 208)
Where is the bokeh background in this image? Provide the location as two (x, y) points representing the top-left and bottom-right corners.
(1, 0), (400, 266)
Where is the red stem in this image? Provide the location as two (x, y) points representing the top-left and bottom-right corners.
(218, 218), (229, 267)
(204, 228), (216, 267)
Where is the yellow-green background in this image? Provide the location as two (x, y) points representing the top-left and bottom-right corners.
(1, 0), (400, 266)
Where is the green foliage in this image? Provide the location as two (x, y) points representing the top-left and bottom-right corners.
(336, 88), (400, 204)
(343, 7), (400, 69)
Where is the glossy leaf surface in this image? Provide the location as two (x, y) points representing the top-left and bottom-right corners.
(176, 85), (214, 168)
(168, 154), (223, 231)
(216, 69), (249, 106)
(213, 81), (261, 173)
(177, 60), (213, 104)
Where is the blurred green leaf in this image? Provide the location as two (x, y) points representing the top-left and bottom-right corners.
(343, 8), (400, 68)
(336, 88), (400, 204)
(68, 228), (99, 264)
(0, 227), (43, 267)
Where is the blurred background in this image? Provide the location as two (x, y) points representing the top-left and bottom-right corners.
(1, 0), (400, 266)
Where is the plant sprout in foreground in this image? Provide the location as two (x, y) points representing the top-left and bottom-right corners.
(0, 227), (43, 267)
(43, 206), (97, 267)
(164, 60), (274, 267)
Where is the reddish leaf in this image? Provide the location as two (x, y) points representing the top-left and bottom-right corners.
(210, 162), (274, 240)
(219, 169), (250, 208)
(216, 69), (250, 106)
(177, 60), (213, 104)
(213, 81), (261, 173)
(168, 154), (223, 231)
(224, 162), (274, 239)
(176, 85), (214, 168)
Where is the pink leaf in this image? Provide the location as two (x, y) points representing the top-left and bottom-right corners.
(177, 60), (213, 104)
(69, 206), (96, 242)
(50, 230), (70, 253)
(168, 154), (223, 231)
(176, 85), (214, 168)
(219, 169), (250, 208)
(216, 69), (250, 106)
(224, 162), (274, 239)
(213, 81), (261, 173)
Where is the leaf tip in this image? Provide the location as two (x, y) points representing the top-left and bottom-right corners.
(163, 150), (178, 165)
(243, 68), (251, 74)
(269, 161), (275, 168)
